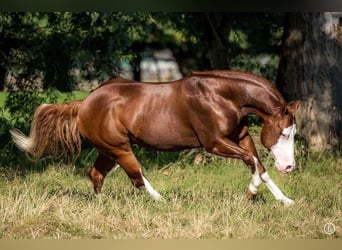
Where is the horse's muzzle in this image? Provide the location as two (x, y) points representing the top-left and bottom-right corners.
(284, 165), (295, 173)
(275, 161), (295, 174)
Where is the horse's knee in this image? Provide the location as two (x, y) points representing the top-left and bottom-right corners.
(242, 154), (258, 168)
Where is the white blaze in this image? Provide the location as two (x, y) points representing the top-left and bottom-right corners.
(270, 124), (296, 173)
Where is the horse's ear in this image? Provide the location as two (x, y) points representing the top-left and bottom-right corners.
(285, 100), (301, 115)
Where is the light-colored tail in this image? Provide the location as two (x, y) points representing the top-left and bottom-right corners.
(10, 128), (34, 152)
(10, 100), (83, 162)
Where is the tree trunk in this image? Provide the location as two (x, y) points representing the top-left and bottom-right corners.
(276, 13), (342, 151)
(205, 13), (232, 70)
(0, 66), (6, 91)
(132, 55), (141, 82)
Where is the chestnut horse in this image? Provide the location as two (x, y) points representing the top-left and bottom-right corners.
(10, 70), (300, 206)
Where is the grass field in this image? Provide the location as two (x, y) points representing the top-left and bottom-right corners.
(0, 150), (340, 239)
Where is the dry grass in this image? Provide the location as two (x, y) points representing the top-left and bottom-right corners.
(0, 153), (341, 239)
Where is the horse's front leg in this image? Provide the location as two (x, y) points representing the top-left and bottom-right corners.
(207, 136), (294, 206)
(246, 158), (295, 206)
(239, 133), (264, 200)
(239, 134), (294, 206)
(209, 135), (264, 200)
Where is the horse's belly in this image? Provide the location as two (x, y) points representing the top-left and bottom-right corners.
(129, 122), (201, 151)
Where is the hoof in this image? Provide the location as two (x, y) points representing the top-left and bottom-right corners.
(152, 193), (164, 201)
(246, 188), (257, 200)
(281, 197), (295, 207)
(93, 185), (103, 194)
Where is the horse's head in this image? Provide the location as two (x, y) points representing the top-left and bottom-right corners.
(260, 101), (301, 174)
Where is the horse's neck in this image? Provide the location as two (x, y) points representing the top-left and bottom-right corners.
(197, 70), (286, 117)
(238, 83), (286, 118)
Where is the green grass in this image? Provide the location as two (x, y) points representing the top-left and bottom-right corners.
(0, 152), (340, 239)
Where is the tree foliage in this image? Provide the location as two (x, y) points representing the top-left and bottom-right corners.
(0, 12), (284, 91)
(0, 12), (153, 91)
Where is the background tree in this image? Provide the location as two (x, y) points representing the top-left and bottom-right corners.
(0, 12), (284, 90)
(151, 13), (283, 77)
(276, 12), (342, 151)
(0, 12), (152, 91)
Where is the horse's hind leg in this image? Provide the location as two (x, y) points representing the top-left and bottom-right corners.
(88, 153), (115, 194)
(114, 148), (162, 201)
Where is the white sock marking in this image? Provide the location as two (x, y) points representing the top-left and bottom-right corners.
(248, 157), (263, 195)
(261, 172), (294, 206)
(143, 176), (162, 201)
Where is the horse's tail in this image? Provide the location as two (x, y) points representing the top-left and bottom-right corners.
(10, 100), (83, 162)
